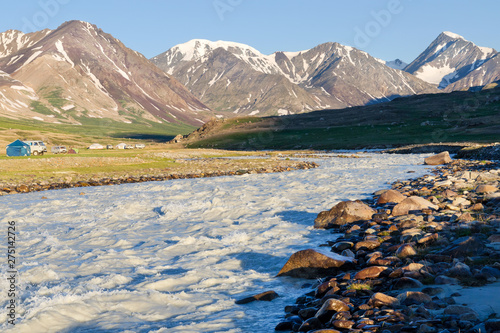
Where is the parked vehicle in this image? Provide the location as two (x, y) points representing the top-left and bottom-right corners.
(51, 146), (68, 154)
(135, 144), (146, 149)
(125, 144), (134, 149)
(23, 140), (47, 156)
(106, 145), (114, 149)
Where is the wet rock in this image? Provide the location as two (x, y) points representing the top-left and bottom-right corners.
(331, 241), (353, 252)
(275, 316), (303, 331)
(315, 299), (350, 322)
(277, 249), (356, 279)
(377, 190), (406, 205)
(299, 307), (319, 320)
(235, 290), (279, 304)
(392, 197), (439, 216)
(315, 200), (375, 229)
(424, 151), (452, 165)
(316, 279), (339, 298)
(299, 317), (323, 331)
(354, 266), (390, 280)
(368, 292), (400, 308)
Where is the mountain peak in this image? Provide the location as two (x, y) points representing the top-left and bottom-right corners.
(441, 31), (465, 40)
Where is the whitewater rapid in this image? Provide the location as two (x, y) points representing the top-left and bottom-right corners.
(0, 153), (432, 332)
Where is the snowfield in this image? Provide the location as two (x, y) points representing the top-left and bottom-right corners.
(0, 153), (433, 332)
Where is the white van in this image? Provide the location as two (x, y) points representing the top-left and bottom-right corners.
(23, 141), (47, 156)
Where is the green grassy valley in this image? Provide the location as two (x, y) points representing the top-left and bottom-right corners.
(185, 87), (500, 150)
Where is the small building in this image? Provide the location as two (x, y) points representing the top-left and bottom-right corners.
(88, 143), (104, 150)
(116, 143), (127, 149)
(6, 140), (30, 157)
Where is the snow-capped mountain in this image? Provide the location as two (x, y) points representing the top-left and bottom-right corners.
(405, 31), (499, 90)
(0, 21), (212, 126)
(152, 40), (438, 116)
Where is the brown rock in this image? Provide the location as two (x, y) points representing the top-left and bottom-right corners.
(354, 266), (390, 280)
(395, 244), (417, 258)
(368, 292), (400, 308)
(424, 151), (452, 165)
(314, 200), (375, 229)
(377, 190), (406, 205)
(392, 196), (439, 216)
(17, 184), (29, 193)
(476, 184), (498, 193)
(442, 189), (458, 198)
(315, 299), (350, 322)
(397, 291), (432, 305)
(470, 203), (484, 211)
(235, 290), (279, 304)
(332, 320), (355, 329)
(277, 249), (356, 279)
(417, 233), (439, 245)
(393, 277), (424, 289)
(354, 240), (380, 252)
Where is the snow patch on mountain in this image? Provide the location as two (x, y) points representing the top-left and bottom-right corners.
(55, 39), (74, 67)
(415, 63), (455, 86)
(443, 31), (464, 40)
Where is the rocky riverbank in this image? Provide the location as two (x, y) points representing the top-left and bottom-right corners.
(250, 154), (500, 332)
(0, 159), (318, 195)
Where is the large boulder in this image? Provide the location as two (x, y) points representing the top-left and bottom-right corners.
(391, 196), (439, 216)
(476, 184), (498, 194)
(277, 249), (356, 279)
(377, 190), (406, 205)
(424, 151), (452, 165)
(315, 200), (375, 229)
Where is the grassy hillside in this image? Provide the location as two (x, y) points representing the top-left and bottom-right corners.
(0, 116), (195, 152)
(185, 87), (500, 150)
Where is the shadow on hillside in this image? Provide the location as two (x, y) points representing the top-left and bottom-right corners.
(111, 133), (176, 142)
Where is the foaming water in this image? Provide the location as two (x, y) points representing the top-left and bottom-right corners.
(0, 153), (432, 332)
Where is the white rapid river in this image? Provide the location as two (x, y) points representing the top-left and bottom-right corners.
(0, 153), (433, 332)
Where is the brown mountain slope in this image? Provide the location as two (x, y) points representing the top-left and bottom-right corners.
(152, 40), (439, 117)
(0, 21), (213, 126)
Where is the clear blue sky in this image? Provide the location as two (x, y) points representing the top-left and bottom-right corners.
(1, 1), (499, 63)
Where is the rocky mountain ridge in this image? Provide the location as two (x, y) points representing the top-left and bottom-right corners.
(152, 40), (439, 117)
(0, 21), (212, 127)
(405, 31), (499, 91)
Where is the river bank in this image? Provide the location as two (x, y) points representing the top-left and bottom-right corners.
(271, 155), (500, 332)
(0, 150), (318, 195)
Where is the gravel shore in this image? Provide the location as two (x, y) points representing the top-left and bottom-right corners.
(252, 155), (500, 333)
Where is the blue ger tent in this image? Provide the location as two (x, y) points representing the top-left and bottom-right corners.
(6, 140), (30, 157)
